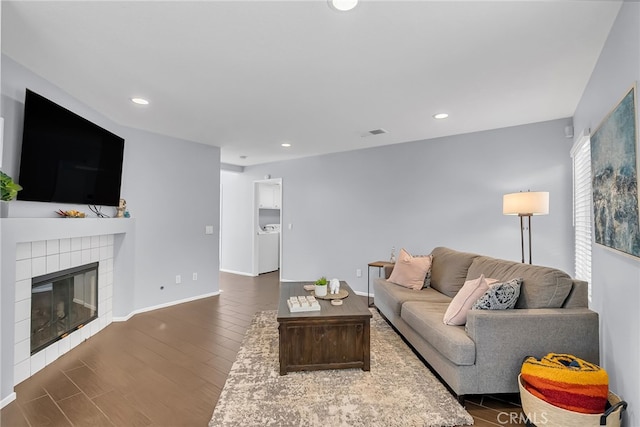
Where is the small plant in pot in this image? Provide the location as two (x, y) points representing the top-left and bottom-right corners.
(314, 276), (328, 297)
(0, 171), (23, 217)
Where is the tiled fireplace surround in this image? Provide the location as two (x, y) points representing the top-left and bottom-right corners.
(13, 234), (115, 386)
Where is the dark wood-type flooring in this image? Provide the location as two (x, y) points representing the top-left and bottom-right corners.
(1, 271), (523, 426)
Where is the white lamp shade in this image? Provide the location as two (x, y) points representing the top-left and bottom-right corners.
(503, 191), (549, 216)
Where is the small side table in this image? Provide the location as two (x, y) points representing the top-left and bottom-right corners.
(367, 261), (395, 307)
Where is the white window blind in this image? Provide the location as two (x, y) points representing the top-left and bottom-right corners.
(570, 132), (592, 302)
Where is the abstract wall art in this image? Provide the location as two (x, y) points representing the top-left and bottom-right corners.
(591, 84), (640, 258)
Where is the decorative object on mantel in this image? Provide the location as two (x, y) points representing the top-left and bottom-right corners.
(56, 209), (86, 218)
(591, 84), (640, 258)
(116, 198), (127, 218)
(503, 190), (549, 264)
(0, 171), (22, 201)
(314, 276), (328, 297)
(0, 170), (23, 218)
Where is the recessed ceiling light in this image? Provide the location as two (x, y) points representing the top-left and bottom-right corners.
(240, 155), (248, 159)
(433, 113), (449, 119)
(329, 0), (358, 12)
(281, 143), (292, 148)
(131, 97), (149, 105)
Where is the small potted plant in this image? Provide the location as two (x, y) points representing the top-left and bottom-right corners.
(0, 171), (23, 218)
(314, 276), (328, 297)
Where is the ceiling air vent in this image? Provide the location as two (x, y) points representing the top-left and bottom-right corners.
(362, 128), (388, 137)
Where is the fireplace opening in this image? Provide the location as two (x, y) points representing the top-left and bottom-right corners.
(31, 262), (98, 355)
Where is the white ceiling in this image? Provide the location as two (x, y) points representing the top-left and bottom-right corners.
(1, 1), (622, 167)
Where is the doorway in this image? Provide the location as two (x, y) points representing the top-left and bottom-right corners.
(252, 178), (282, 277)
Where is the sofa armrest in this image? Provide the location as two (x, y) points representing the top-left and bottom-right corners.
(465, 308), (599, 391)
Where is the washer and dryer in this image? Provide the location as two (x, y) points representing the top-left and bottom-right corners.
(258, 223), (280, 274)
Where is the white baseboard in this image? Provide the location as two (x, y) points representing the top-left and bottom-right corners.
(353, 290), (371, 297)
(220, 268), (256, 277)
(112, 291), (221, 322)
(1, 392), (16, 409)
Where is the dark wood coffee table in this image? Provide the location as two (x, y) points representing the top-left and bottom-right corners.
(277, 281), (372, 375)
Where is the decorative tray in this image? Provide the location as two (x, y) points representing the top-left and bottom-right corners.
(313, 289), (349, 300)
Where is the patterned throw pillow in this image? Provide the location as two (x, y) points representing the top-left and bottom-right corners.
(423, 269), (432, 288)
(471, 278), (522, 310)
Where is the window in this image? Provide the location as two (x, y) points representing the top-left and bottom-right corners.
(570, 132), (592, 302)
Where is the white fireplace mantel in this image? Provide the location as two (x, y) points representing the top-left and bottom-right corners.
(1, 217), (134, 243)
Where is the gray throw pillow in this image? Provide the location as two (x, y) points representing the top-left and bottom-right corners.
(471, 278), (522, 310)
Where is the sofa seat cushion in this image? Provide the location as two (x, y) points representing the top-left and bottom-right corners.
(373, 278), (452, 317)
(466, 256), (572, 308)
(401, 301), (476, 366)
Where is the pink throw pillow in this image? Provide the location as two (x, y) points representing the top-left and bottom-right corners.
(388, 248), (433, 290)
(443, 275), (498, 325)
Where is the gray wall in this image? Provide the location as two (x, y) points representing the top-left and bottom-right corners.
(221, 117), (575, 294)
(122, 126), (220, 309)
(573, 2), (639, 424)
(1, 54), (221, 312)
(221, 170), (255, 275)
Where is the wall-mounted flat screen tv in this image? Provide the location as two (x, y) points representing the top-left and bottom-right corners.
(18, 89), (125, 207)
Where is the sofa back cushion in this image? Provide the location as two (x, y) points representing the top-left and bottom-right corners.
(430, 247), (479, 298)
(466, 256), (573, 308)
(563, 280), (588, 308)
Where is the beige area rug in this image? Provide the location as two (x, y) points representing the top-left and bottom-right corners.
(209, 309), (474, 427)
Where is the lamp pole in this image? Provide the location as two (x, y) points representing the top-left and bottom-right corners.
(519, 215), (525, 264)
(527, 215), (533, 264)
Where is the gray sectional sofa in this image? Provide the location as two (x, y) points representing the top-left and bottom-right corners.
(373, 247), (600, 399)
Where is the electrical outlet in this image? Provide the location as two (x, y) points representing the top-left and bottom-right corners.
(176, 275), (181, 284)
(356, 269), (362, 277)
(193, 272), (198, 281)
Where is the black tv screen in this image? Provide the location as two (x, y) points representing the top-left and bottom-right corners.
(18, 89), (125, 207)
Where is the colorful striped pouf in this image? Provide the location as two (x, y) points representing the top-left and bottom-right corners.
(520, 353), (608, 414)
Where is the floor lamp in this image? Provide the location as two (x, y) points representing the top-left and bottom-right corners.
(503, 191), (549, 264)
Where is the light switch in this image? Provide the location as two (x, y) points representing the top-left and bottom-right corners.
(205, 225), (214, 235)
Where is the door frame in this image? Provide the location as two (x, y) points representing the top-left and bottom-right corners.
(252, 178), (283, 277)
